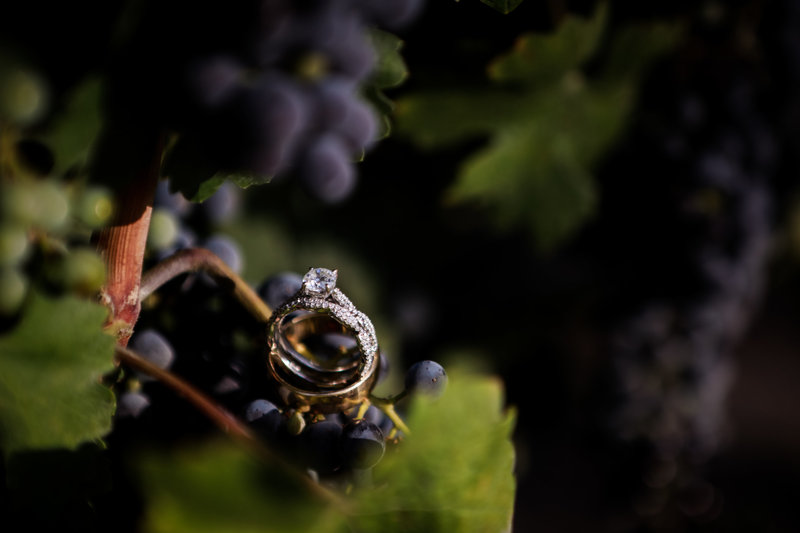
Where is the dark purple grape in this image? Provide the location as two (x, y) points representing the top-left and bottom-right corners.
(239, 76), (309, 177)
(154, 179), (192, 217)
(201, 234), (243, 273)
(314, 78), (357, 129)
(117, 391), (151, 418)
(201, 181), (241, 224)
(185, 55), (243, 108)
(340, 419), (385, 469)
(335, 98), (378, 153)
(257, 271), (303, 309)
(404, 360), (447, 398)
(129, 329), (175, 380)
(298, 135), (356, 203)
(324, 15), (376, 80)
(245, 399), (284, 437)
(301, 420), (344, 474)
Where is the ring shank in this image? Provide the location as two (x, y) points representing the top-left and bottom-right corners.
(267, 309), (379, 413)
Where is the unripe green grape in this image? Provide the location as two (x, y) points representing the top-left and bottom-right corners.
(0, 225), (29, 267)
(46, 248), (106, 295)
(0, 65), (49, 126)
(32, 181), (69, 231)
(0, 267), (28, 315)
(1, 182), (40, 226)
(147, 208), (179, 251)
(76, 187), (114, 228)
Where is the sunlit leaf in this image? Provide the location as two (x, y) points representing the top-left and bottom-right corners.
(0, 291), (116, 454)
(136, 372), (515, 533)
(349, 371), (516, 533)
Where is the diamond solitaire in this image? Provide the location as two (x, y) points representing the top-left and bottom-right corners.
(302, 267), (338, 297)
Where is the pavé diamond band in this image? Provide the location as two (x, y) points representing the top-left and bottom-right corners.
(266, 268), (379, 412)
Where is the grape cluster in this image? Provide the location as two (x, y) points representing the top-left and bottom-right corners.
(0, 138), (114, 320)
(117, 252), (448, 486)
(590, 3), (779, 520)
(115, 185), (447, 486)
(109, 0), (424, 203)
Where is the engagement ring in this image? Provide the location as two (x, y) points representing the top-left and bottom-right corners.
(266, 267), (379, 412)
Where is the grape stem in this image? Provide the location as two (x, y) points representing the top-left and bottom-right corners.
(139, 247), (272, 322)
(114, 344), (345, 507)
(96, 131), (165, 347)
(368, 395), (411, 435)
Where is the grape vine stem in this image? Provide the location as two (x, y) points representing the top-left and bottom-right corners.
(96, 130), (165, 346)
(139, 247), (272, 323)
(114, 344), (346, 507)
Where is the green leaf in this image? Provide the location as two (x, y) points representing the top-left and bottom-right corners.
(162, 136), (272, 202)
(351, 371), (516, 533)
(135, 372), (515, 533)
(479, 0), (525, 14)
(35, 77), (103, 174)
(395, 89), (527, 148)
(365, 30), (410, 139)
(396, 8), (678, 251)
(487, 5), (608, 84)
(0, 291), (116, 454)
(369, 30), (409, 89)
(138, 442), (348, 533)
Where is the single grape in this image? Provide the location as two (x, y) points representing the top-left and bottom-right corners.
(404, 360), (447, 398)
(301, 420), (344, 474)
(340, 419), (385, 469)
(202, 234), (243, 273)
(0, 225), (30, 267)
(147, 208), (180, 252)
(257, 271), (303, 309)
(117, 390), (151, 418)
(314, 78), (356, 129)
(201, 181), (240, 224)
(76, 186), (114, 228)
(129, 329), (176, 381)
(219, 75), (308, 177)
(299, 135), (356, 203)
(0, 64), (49, 126)
(334, 98), (378, 153)
(45, 248), (106, 295)
(31, 180), (69, 231)
(324, 15), (377, 80)
(245, 398), (284, 437)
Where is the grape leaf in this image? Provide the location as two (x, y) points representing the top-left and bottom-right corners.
(369, 30), (409, 90)
(35, 76), (103, 175)
(396, 8), (678, 251)
(366, 30), (410, 139)
(0, 291), (116, 454)
(135, 372), (515, 533)
(138, 443), (348, 533)
(162, 136), (272, 202)
(480, 0), (525, 14)
(349, 371), (516, 533)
